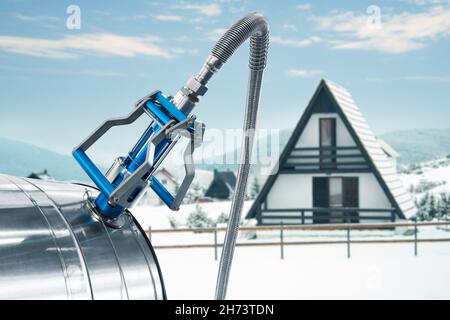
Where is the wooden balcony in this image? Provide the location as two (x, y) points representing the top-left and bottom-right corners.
(281, 146), (370, 173)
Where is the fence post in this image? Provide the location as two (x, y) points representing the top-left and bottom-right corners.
(214, 225), (218, 261)
(280, 222), (285, 260)
(347, 227), (351, 259)
(414, 220), (418, 257)
(148, 226), (152, 242)
(344, 212), (351, 259)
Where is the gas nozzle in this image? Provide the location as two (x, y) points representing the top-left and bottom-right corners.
(73, 91), (204, 220)
(73, 12), (269, 300)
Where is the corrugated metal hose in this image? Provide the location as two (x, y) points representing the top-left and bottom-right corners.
(209, 12), (269, 300)
(171, 12), (269, 300)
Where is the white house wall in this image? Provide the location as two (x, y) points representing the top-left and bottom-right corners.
(324, 79), (417, 218)
(295, 113), (356, 148)
(264, 110), (394, 220)
(264, 172), (392, 223)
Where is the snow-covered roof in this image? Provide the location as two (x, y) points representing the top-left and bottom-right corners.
(378, 139), (400, 159)
(27, 169), (54, 181)
(324, 79), (417, 219)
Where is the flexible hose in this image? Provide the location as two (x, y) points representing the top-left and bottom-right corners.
(210, 12), (269, 300)
(210, 13), (269, 70)
(171, 12), (269, 300)
(215, 69), (264, 300)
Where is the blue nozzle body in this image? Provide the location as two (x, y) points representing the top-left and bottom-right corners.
(73, 91), (193, 219)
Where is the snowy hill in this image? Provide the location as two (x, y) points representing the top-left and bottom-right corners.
(400, 157), (450, 199)
(380, 128), (450, 164)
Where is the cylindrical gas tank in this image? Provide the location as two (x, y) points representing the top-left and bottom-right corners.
(0, 174), (165, 300)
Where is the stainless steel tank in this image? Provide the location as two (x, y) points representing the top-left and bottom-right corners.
(0, 174), (166, 300)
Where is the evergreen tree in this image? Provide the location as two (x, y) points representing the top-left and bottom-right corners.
(184, 182), (204, 204)
(415, 192), (450, 221)
(186, 205), (213, 228)
(429, 194), (438, 220)
(439, 193), (450, 220)
(416, 193), (431, 221)
(249, 177), (261, 200)
(216, 212), (229, 224)
(168, 216), (179, 229)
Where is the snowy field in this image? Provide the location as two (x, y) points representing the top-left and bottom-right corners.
(132, 203), (450, 299)
(400, 157), (450, 196)
(156, 242), (450, 300)
(129, 158), (450, 300)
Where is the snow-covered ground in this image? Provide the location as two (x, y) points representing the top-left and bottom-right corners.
(400, 157), (450, 197)
(157, 242), (450, 299)
(128, 158), (450, 299)
(131, 202), (450, 299)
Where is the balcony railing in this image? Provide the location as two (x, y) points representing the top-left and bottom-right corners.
(282, 146), (370, 172)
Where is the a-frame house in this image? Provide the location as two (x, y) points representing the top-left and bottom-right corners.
(246, 79), (417, 225)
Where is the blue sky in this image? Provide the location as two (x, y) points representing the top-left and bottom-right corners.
(0, 0), (449, 160)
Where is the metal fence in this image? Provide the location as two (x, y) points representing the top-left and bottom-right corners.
(145, 221), (450, 260)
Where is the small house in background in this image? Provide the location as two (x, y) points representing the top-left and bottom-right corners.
(27, 169), (54, 181)
(378, 138), (400, 170)
(154, 167), (178, 194)
(246, 79), (417, 225)
(205, 169), (237, 200)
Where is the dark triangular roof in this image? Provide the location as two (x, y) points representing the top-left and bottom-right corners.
(205, 169), (237, 199)
(215, 170), (236, 188)
(246, 79), (417, 220)
(27, 169), (54, 181)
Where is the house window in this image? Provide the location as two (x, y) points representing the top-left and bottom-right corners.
(319, 118), (336, 168)
(313, 177), (359, 223)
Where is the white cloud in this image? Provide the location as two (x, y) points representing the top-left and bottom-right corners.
(171, 3), (222, 17)
(116, 14), (149, 21)
(368, 75), (450, 82)
(282, 23), (298, 32)
(312, 5), (450, 54)
(175, 35), (190, 42)
(0, 33), (176, 59)
(403, 0), (449, 5)
(286, 69), (324, 78)
(400, 75), (450, 82)
(272, 35), (321, 47)
(206, 28), (228, 41)
(296, 4), (311, 11)
(155, 14), (183, 22)
(14, 14), (60, 22)
(0, 65), (127, 77)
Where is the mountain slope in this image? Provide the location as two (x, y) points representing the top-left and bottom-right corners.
(0, 127), (448, 182)
(0, 137), (89, 181)
(380, 128), (450, 163)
